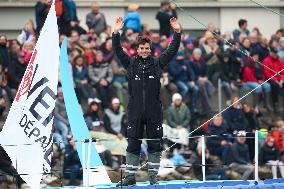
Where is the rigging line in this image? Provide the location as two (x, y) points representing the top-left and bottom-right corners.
(248, 0), (284, 17)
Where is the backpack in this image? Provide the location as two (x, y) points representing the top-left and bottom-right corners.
(55, 0), (63, 18)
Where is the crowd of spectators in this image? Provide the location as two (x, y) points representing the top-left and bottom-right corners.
(1, 0), (284, 187)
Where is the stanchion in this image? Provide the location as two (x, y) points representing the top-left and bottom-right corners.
(87, 139), (92, 188)
(255, 130), (259, 181)
(201, 135), (206, 182)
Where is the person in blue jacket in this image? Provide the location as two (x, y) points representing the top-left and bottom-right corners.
(124, 4), (141, 33)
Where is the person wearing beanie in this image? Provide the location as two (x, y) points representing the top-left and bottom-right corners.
(259, 136), (284, 179)
(167, 93), (191, 130)
(113, 16), (181, 186)
(166, 92), (190, 153)
(184, 37), (195, 60)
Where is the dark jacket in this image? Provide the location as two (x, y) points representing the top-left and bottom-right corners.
(189, 59), (207, 79)
(85, 111), (104, 131)
(219, 58), (237, 82)
(8, 59), (27, 89)
(206, 123), (229, 151)
(73, 65), (89, 84)
(35, 1), (49, 33)
(112, 32), (181, 121)
(223, 107), (247, 132)
(168, 59), (196, 82)
(156, 8), (177, 37)
(63, 144), (81, 169)
(228, 49), (242, 81)
(259, 144), (281, 164)
(244, 111), (259, 132)
(229, 141), (251, 164)
(0, 44), (9, 69)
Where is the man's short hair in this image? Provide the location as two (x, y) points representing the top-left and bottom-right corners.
(238, 19), (247, 28)
(138, 36), (152, 46)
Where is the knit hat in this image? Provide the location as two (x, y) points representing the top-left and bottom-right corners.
(111, 97), (120, 104)
(193, 48), (202, 55)
(172, 93), (182, 102)
(184, 37), (194, 45)
(266, 136), (275, 143)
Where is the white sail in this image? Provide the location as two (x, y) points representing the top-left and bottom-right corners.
(0, 4), (59, 189)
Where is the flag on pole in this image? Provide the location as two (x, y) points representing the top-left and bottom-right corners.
(0, 4), (59, 189)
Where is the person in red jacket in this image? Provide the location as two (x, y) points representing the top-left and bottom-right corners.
(262, 47), (284, 113)
(242, 50), (272, 111)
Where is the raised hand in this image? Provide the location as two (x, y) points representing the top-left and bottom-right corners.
(170, 17), (181, 33)
(114, 17), (124, 34)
